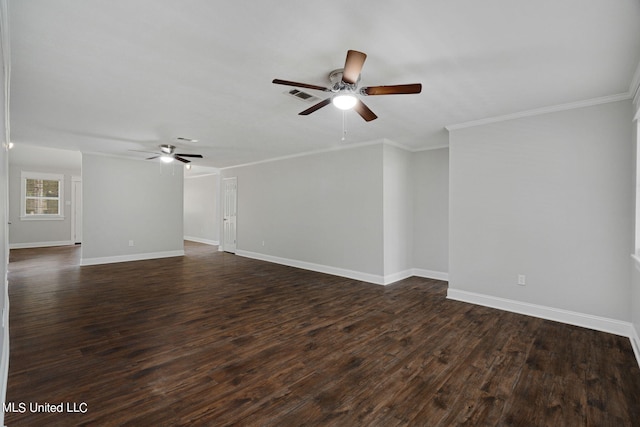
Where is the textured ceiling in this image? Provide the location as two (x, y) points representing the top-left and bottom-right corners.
(8, 0), (640, 168)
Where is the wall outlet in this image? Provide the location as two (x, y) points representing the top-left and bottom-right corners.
(517, 274), (526, 286)
(262, 240), (265, 246)
(128, 240), (134, 247)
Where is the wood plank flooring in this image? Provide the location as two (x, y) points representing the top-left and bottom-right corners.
(5, 242), (640, 426)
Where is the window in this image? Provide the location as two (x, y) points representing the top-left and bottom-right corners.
(21, 172), (65, 220)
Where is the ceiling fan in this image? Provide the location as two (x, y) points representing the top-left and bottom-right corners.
(144, 144), (203, 164)
(273, 49), (422, 122)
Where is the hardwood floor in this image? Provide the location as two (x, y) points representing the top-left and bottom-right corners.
(5, 242), (640, 426)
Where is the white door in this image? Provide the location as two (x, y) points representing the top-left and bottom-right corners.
(72, 177), (82, 244)
(223, 177), (237, 253)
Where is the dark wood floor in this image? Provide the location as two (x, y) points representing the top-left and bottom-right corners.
(5, 242), (640, 426)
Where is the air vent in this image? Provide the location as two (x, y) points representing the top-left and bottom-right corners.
(286, 89), (321, 103)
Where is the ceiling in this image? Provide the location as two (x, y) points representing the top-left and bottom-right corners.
(7, 0), (640, 168)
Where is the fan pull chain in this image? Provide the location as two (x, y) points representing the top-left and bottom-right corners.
(341, 110), (347, 141)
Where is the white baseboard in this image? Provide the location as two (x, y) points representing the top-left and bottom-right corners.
(80, 250), (185, 266)
(447, 288), (633, 338)
(184, 236), (220, 246)
(236, 250), (387, 285)
(235, 250), (451, 287)
(9, 240), (74, 249)
(412, 268), (449, 281)
(631, 325), (640, 369)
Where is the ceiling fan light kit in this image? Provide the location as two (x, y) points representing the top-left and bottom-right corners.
(332, 93), (357, 110)
(273, 49), (422, 121)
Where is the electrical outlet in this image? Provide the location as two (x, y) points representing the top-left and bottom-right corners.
(517, 274), (526, 286)
(128, 240), (134, 247)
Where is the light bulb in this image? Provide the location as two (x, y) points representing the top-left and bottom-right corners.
(332, 94), (357, 110)
(160, 155), (174, 163)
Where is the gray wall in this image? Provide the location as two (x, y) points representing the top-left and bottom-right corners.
(0, 16), (8, 421)
(632, 103), (640, 350)
(449, 100), (634, 321)
(412, 148), (449, 274)
(81, 154), (184, 262)
(184, 174), (219, 244)
(222, 143), (385, 276)
(8, 164), (80, 246)
(383, 144), (413, 276)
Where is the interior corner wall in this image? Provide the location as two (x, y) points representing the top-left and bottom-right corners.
(8, 164), (80, 247)
(81, 154), (184, 263)
(382, 143), (413, 277)
(632, 103), (640, 354)
(449, 99), (634, 321)
(221, 143), (385, 279)
(184, 174), (219, 244)
(411, 147), (449, 275)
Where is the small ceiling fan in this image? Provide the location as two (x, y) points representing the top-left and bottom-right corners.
(273, 49), (422, 122)
(144, 144), (203, 164)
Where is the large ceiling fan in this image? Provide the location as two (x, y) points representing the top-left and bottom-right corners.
(144, 144), (203, 164)
(273, 50), (422, 122)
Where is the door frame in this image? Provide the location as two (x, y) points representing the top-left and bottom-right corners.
(222, 176), (237, 253)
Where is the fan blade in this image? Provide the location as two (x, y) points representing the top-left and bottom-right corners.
(299, 98), (332, 115)
(361, 83), (422, 96)
(175, 154), (203, 158)
(353, 100), (378, 122)
(342, 50), (367, 85)
(272, 79), (330, 92)
(146, 155), (160, 160)
(174, 156), (190, 164)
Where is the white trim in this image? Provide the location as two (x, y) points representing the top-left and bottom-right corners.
(19, 215), (65, 221)
(236, 249), (387, 285)
(631, 325), (640, 370)
(235, 250), (450, 286)
(384, 269), (414, 285)
(447, 288), (633, 338)
(629, 59), (640, 105)
(445, 93), (632, 131)
(184, 236), (219, 246)
(20, 171), (65, 219)
(80, 250), (184, 266)
(413, 144), (450, 152)
(412, 268), (449, 281)
(9, 240), (73, 249)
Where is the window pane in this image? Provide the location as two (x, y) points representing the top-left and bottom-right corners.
(25, 198), (59, 215)
(26, 179), (59, 197)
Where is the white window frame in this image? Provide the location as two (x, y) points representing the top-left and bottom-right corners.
(20, 171), (65, 221)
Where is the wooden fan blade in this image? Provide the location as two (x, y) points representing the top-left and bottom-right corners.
(362, 83), (422, 95)
(353, 99), (378, 122)
(299, 98), (332, 115)
(175, 154), (203, 158)
(174, 156), (190, 164)
(272, 79), (330, 92)
(342, 50), (367, 85)
(146, 155), (159, 160)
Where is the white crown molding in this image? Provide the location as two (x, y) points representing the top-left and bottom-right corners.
(445, 93), (632, 132)
(412, 144), (450, 152)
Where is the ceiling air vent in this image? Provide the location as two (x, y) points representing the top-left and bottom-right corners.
(286, 89), (321, 103)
